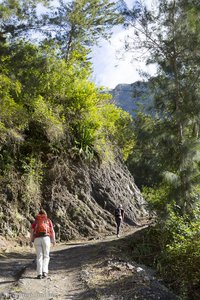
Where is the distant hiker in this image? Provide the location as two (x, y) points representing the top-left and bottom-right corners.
(30, 209), (56, 279)
(114, 204), (124, 237)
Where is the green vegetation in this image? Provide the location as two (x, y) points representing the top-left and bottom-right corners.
(0, 2), (132, 158)
(1, 0), (199, 298)
(0, 1), (134, 220)
(123, 0), (200, 298)
(158, 211), (200, 299)
(127, 206), (200, 300)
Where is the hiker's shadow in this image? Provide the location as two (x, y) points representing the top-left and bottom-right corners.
(20, 276), (38, 280)
(0, 280), (16, 285)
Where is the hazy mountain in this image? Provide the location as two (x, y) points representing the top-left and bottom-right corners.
(110, 81), (152, 116)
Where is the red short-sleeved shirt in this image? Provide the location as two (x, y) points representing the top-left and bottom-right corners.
(31, 218), (53, 239)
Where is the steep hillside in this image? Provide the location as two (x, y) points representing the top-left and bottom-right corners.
(0, 155), (148, 244)
(110, 81), (152, 116)
(0, 34), (148, 246)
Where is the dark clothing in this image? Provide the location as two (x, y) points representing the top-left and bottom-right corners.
(115, 208), (124, 219)
(114, 207), (124, 235)
(115, 217), (122, 235)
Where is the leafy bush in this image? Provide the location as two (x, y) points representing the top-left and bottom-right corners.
(127, 204), (200, 300)
(142, 184), (171, 217)
(21, 156), (43, 211)
(158, 211), (200, 300)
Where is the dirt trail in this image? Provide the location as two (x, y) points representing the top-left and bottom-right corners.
(0, 228), (177, 300)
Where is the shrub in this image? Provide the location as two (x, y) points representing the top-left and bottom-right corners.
(127, 208), (200, 299)
(158, 212), (200, 299)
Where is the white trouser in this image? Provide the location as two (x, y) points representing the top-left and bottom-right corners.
(34, 236), (51, 276)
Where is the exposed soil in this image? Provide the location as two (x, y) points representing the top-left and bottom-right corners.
(0, 227), (177, 300)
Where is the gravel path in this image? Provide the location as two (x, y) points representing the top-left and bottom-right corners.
(0, 229), (177, 300)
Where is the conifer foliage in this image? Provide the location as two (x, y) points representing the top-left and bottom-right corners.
(124, 0), (200, 215)
(123, 1), (200, 298)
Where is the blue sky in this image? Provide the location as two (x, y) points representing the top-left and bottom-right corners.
(91, 0), (156, 89)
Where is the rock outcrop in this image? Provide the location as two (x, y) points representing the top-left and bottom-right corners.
(0, 155), (148, 244)
(110, 81), (152, 116)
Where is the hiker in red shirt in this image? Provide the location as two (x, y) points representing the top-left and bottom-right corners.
(30, 209), (56, 279)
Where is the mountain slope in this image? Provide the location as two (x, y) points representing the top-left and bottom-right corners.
(110, 81), (152, 116)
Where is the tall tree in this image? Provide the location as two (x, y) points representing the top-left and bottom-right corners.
(0, 0), (49, 42)
(123, 0), (200, 214)
(44, 0), (122, 60)
(0, 0), (123, 68)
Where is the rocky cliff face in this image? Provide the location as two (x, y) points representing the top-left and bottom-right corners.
(42, 156), (148, 241)
(110, 81), (152, 116)
(0, 155), (148, 243)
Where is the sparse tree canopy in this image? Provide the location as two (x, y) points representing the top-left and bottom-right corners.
(124, 0), (200, 215)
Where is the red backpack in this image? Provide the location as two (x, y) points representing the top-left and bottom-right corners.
(34, 214), (50, 237)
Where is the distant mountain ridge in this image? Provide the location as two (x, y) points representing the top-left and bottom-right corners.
(110, 81), (152, 116)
